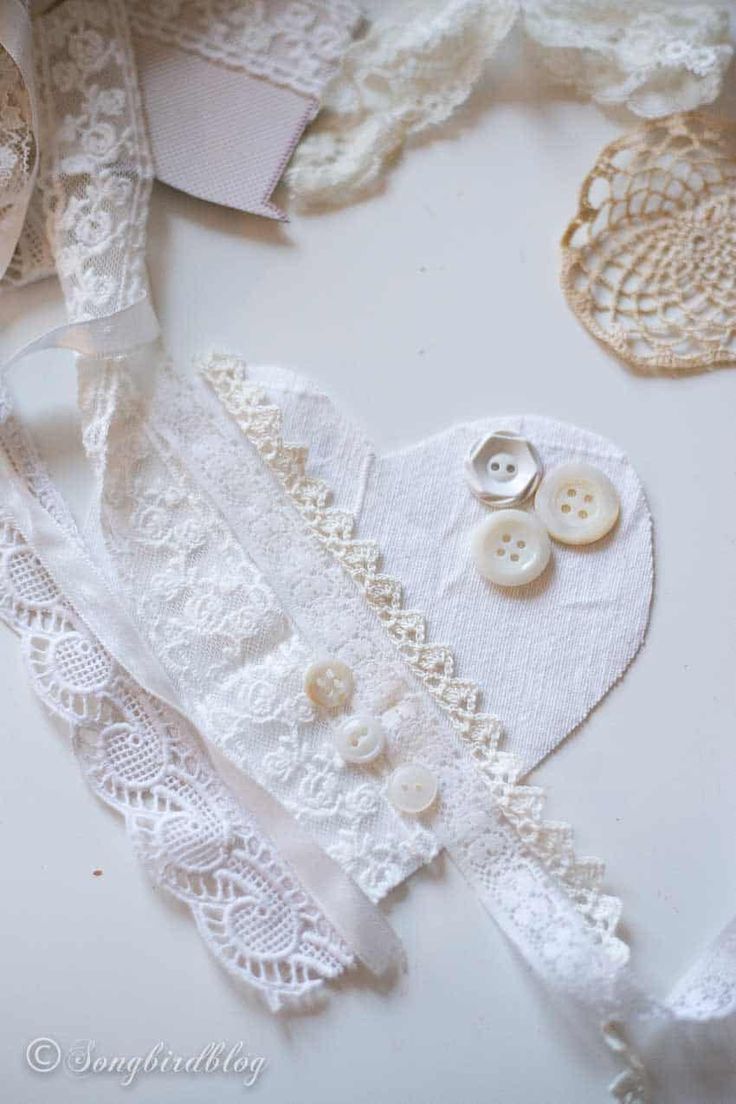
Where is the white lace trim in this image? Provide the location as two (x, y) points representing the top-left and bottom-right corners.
(128, 0), (360, 100)
(78, 356), (438, 905)
(0, 408), (354, 1010)
(286, 0), (735, 209)
(33, 0), (152, 321)
(201, 353), (627, 960)
(523, 1), (734, 119)
(286, 0), (517, 209)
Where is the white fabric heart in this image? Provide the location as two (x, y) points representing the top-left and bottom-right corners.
(248, 364), (653, 772)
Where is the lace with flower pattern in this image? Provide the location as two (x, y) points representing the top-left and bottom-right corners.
(0, 408), (353, 1010)
(78, 359), (439, 905)
(127, 0), (359, 99)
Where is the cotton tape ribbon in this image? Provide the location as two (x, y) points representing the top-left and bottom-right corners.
(0, 311), (404, 980)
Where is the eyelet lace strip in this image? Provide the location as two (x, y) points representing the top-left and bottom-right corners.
(0, 413), (353, 1010)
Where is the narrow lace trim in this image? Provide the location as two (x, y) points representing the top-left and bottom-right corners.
(202, 353), (626, 952)
(128, 0), (359, 100)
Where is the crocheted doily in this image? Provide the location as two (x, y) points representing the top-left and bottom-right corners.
(561, 113), (736, 374)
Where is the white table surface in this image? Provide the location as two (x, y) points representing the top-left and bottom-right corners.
(2, 34), (736, 1104)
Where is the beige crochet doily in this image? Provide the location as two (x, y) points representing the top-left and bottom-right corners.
(561, 113), (736, 374)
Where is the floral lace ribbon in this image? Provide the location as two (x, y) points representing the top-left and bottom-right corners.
(0, 403), (355, 1009)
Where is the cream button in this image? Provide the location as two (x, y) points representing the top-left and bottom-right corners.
(471, 508), (551, 587)
(387, 764), (438, 814)
(335, 716), (386, 764)
(304, 658), (354, 709)
(535, 462), (620, 545)
(465, 431), (543, 507)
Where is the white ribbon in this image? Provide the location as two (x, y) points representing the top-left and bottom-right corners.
(2, 297), (161, 368)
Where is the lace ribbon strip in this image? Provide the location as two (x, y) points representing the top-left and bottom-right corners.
(0, 404), (356, 1009)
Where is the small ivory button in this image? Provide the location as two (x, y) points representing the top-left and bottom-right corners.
(387, 763), (438, 814)
(465, 431), (543, 507)
(335, 716), (386, 764)
(471, 508), (551, 587)
(535, 462), (620, 545)
(304, 658), (354, 709)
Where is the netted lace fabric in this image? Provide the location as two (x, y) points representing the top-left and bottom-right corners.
(523, 1), (734, 118)
(561, 113), (736, 373)
(285, 0), (517, 209)
(285, 0), (735, 210)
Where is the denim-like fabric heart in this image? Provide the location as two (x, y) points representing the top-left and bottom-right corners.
(249, 365), (653, 773)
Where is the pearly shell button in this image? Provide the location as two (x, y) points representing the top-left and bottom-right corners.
(471, 508), (551, 587)
(335, 716), (386, 764)
(304, 658), (354, 709)
(465, 431), (543, 507)
(387, 763), (438, 814)
(535, 462), (620, 546)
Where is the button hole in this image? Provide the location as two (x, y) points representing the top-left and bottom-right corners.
(502, 534), (511, 542)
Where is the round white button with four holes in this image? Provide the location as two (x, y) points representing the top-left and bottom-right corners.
(387, 763), (438, 814)
(303, 657), (354, 709)
(535, 462), (619, 546)
(471, 508), (551, 587)
(335, 716), (386, 764)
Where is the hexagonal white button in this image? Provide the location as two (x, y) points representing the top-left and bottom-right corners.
(535, 462), (619, 545)
(387, 763), (438, 814)
(465, 432), (543, 507)
(471, 508), (551, 587)
(335, 716), (386, 764)
(303, 658), (354, 709)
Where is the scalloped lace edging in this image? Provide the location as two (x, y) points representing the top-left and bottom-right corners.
(0, 411), (354, 1010)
